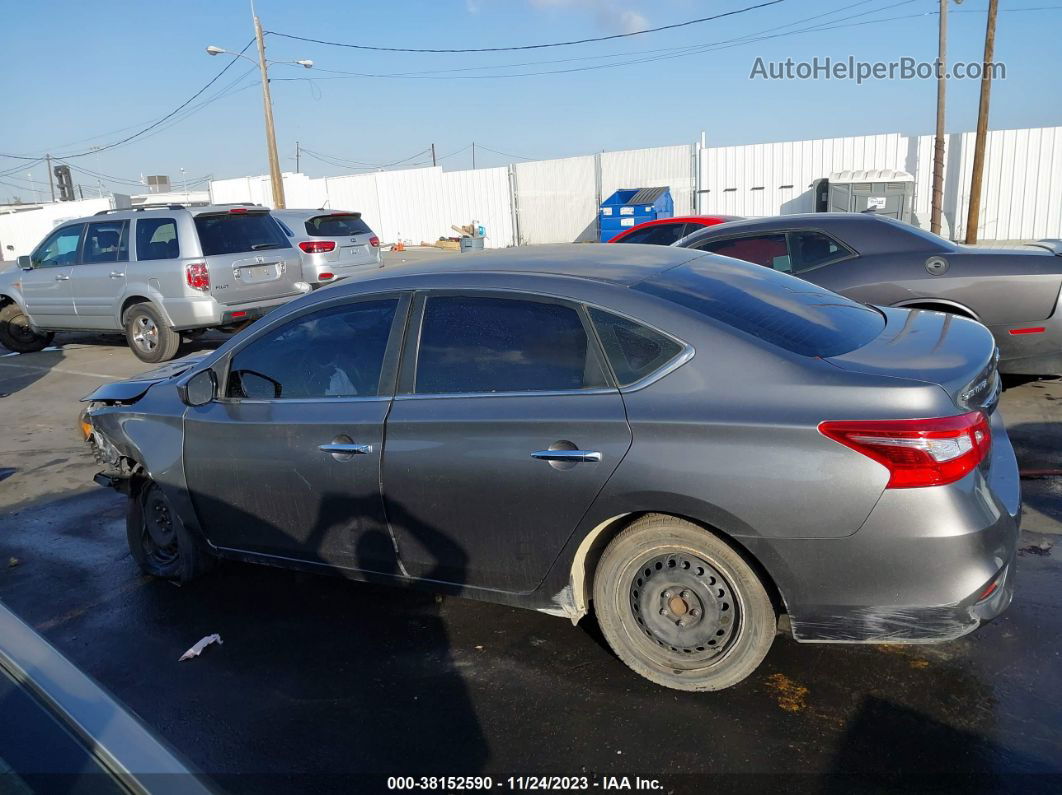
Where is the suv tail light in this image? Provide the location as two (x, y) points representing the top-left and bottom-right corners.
(369, 236), (380, 248)
(186, 262), (210, 291)
(299, 240), (336, 254)
(818, 412), (991, 489)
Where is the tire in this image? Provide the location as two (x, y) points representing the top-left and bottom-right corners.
(0, 303), (54, 353)
(126, 480), (215, 583)
(123, 302), (181, 363)
(593, 514), (775, 691)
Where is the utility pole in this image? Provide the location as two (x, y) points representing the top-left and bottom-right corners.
(964, 0), (999, 244)
(930, 0), (948, 236)
(296, 141), (301, 173)
(45, 154), (55, 203)
(254, 12), (286, 208)
(472, 142), (476, 169)
(431, 143), (436, 167)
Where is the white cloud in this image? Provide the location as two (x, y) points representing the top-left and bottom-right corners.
(529, 0), (650, 34)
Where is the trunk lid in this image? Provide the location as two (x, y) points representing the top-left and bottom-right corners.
(193, 210), (305, 305)
(826, 306), (1000, 415)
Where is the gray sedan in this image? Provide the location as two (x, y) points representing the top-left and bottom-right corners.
(84, 245), (1019, 691)
(672, 212), (1062, 375)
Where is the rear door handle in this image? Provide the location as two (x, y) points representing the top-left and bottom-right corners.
(530, 450), (602, 463)
(110, 271), (125, 278)
(54, 274), (70, 281)
(319, 443), (372, 455)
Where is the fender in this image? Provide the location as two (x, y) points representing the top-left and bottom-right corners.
(0, 292), (43, 331)
(538, 492), (794, 625)
(116, 282), (177, 329)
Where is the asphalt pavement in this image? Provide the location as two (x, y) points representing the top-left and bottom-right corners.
(0, 268), (1060, 792)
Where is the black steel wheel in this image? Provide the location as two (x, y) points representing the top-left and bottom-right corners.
(126, 480), (215, 582)
(629, 552), (738, 663)
(0, 303), (53, 353)
(594, 514), (776, 691)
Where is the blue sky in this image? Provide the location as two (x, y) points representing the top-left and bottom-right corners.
(1, 0), (1060, 200)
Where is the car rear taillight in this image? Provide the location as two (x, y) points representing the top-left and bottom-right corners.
(319, 272), (335, 281)
(818, 412), (991, 489)
(186, 262), (210, 291)
(369, 236), (380, 248)
(299, 240), (337, 254)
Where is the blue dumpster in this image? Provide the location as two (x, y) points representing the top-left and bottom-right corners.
(599, 187), (674, 242)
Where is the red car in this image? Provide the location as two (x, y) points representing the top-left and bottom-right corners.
(608, 215), (742, 245)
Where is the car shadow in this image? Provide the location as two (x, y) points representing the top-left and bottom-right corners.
(173, 488), (490, 785)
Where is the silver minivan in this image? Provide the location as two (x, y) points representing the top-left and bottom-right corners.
(272, 209), (381, 288)
(0, 204), (310, 362)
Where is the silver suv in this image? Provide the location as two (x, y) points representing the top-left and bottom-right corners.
(0, 204), (310, 362)
(272, 209), (381, 288)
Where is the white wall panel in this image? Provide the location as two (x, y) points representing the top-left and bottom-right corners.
(513, 156), (597, 244)
(601, 145), (694, 216)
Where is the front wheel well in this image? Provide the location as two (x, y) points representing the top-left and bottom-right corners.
(571, 511), (787, 623)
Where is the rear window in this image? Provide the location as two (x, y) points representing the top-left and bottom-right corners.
(194, 213), (291, 256)
(305, 214), (372, 237)
(635, 256), (884, 358)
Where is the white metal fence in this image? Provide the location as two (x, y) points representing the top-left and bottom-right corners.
(209, 125), (1062, 248)
(6, 126), (1058, 261)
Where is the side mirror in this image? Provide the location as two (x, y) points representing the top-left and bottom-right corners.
(177, 369), (217, 407)
(17, 255), (32, 270)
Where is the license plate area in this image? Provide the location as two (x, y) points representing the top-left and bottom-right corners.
(235, 263), (281, 283)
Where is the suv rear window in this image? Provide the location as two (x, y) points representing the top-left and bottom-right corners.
(635, 257), (884, 358)
(194, 213), (290, 256)
(306, 214), (372, 237)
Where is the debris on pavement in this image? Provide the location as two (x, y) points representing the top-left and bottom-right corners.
(179, 633), (223, 662)
(1020, 540), (1053, 557)
(7, 557), (19, 568)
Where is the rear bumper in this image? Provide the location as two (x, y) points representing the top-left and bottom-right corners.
(302, 251), (382, 285)
(741, 409), (1021, 643)
(991, 307), (1062, 376)
(164, 290), (309, 331)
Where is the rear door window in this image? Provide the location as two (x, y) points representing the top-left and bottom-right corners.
(636, 257), (884, 358)
(588, 308), (684, 386)
(194, 212), (291, 256)
(136, 218), (179, 261)
(414, 295), (608, 394)
(693, 234), (791, 272)
(788, 230), (853, 272)
(305, 214), (372, 237)
(83, 220), (129, 264)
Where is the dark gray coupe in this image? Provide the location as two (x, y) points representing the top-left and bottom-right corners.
(85, 245), (1019, 691)
(672, 213), (1062, 375)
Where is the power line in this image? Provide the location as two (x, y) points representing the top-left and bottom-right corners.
(266, 1), (785, 53)
(270, 0), (925, 81)
(0, 39), (255, 162)
(473, 144), (534, 161)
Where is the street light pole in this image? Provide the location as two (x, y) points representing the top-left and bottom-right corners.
(964, 0), (999, 245)
(207, 25), (312, 211)
(253, 13), (285, 209)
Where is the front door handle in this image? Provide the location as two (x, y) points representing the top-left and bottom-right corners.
(110, 271), (125, 278)
(530, 450), (602, 463)
(54, 274), (70, 281)
(318, 439), (373, 458)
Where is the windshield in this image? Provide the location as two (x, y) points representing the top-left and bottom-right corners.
(305, 214), (372, 237)
(637, 255), (885, 357)
(194, 213), (291, 256)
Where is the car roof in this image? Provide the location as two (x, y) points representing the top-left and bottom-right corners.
(273, 208), (359, 219)
(64, 204), (270, 224)
(336, 243), (706, 288)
